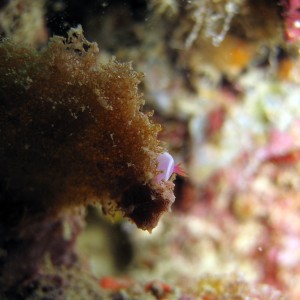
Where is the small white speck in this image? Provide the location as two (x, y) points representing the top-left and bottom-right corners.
(294, 20), (300, 29)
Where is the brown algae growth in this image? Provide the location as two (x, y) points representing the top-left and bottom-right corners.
(0, 26), (175, 298)
(0, 26), (175, 231)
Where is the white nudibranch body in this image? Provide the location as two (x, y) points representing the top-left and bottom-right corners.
(155, 152), (175, 182)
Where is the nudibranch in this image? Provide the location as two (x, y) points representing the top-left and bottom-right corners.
(154, 152), (187, 183)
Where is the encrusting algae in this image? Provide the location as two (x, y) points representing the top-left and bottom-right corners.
(0, 26), (175, 298)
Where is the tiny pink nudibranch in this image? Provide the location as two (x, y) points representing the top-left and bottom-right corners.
(155, 152), (175, 182)
(154, 152), (188, 183)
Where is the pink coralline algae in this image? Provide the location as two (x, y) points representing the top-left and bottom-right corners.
(281, 0), (300, 42)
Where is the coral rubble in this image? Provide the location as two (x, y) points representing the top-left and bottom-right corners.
(0, 0), (47, 46)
